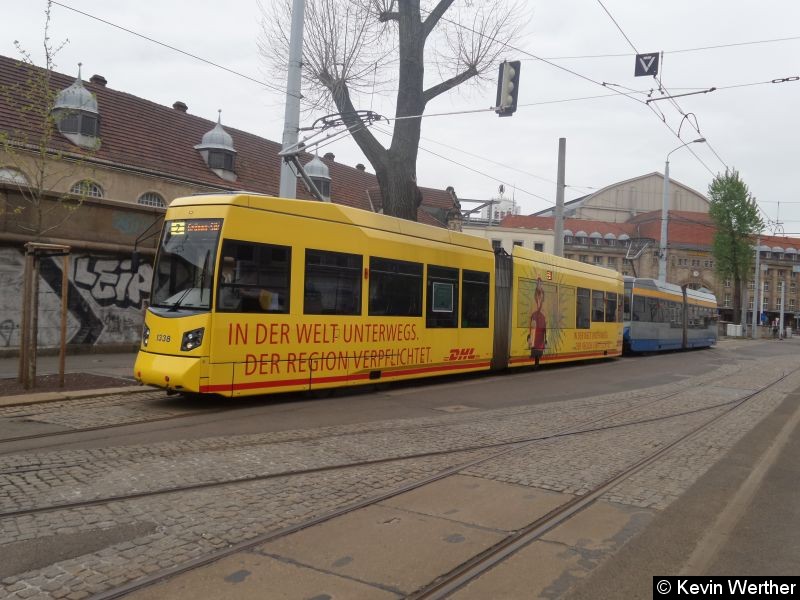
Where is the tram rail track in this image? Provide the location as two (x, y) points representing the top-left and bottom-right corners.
(0, 385), (753, 520)
(408, 368), (796, 599)
(0, 365), (736, 454)
(83, 367), (796, 600)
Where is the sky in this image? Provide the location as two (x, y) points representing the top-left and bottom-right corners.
(4, 0), (800, 234)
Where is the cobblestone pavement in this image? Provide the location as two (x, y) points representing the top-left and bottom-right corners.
(0, 391), (182, 430)
(0, 354), (798, 599)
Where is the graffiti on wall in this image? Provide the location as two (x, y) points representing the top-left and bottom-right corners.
(0, 247), (153, 348)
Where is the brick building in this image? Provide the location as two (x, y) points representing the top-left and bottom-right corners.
(0, 54), (460, 351)
(483, 171), (800, 327)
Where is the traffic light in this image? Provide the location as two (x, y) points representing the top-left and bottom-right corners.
(495, 60), (521, 117)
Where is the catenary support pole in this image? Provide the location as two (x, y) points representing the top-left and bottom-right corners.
(18, 250), (33, 386)
(554, 138), (566, 257)
(751, 236), (760, 339)
(278, 0), (306, 199)
(658, 160), (670, 283)
(659, 139), (704, 284)
(740, 279), (748, 333)
(59, 253), (69, 387)
(28, 256), (40, 389)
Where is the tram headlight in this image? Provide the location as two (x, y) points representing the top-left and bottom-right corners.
(181, 327), (205, 351)
(142, 324), (150, 348)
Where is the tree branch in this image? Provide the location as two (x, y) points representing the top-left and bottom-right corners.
(319, 70), (389, 171)
(423, 66), (478, 104)
(422, 0), (456, 37)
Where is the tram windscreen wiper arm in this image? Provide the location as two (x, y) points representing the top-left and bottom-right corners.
(167, 287), (194, 312)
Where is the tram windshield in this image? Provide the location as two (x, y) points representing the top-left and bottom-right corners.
(150, 219), (222, 310)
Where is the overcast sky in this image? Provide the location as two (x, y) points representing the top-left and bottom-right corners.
(5, 1), (800, 233)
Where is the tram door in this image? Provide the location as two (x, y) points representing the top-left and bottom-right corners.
(492, 252), (513, 370)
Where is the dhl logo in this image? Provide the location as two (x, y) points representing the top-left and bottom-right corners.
(446, 347), (477, 361)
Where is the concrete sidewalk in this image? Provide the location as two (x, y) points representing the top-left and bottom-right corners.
(0, 352), (138, 380)
(0, 352), (147, 407)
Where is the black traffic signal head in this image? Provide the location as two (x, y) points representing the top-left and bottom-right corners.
(495, 60), (521, 117)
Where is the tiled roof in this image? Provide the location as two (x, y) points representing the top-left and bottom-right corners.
(629, 210), (714, 246)
(564, 218), (635, 237)
(0, 54), (452, 225)
(760, 233), (800, 252)
(499, 214), (637, 237)
(498, 215), (556, 230)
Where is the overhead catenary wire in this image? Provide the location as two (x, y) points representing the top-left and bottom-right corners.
(418, 3), (728, 184)
(51, 0), (799, 224)
(522, 34), (800, 61)
(50, 0), (303, 102)
(594, 1), (731, 174)
(13, 0), (659, 207)
(50, 0), (636, 195)
(592, 3), (778, 229)
(371, 124), (562, 205)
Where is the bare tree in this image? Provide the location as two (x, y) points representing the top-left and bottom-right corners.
(260, 0), (526, 221)
(0, 1), (94, 238)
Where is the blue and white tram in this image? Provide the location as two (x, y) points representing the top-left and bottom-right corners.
(623, 277), (718, 353)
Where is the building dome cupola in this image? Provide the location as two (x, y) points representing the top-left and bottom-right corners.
(54, 63), (98, 113)
(195, 110), (237, 181)
(304, 154), (331, 201)
(52, 63), (101, 149)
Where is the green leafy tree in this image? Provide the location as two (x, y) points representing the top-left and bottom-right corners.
(0, 1), (94, 238)
(708, 170), (763, 324)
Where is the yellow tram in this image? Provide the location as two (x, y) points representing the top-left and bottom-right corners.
(134, 194), (623, 396)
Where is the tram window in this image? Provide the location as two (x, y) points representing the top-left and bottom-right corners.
(576, 288), (591, 329)
(632, 295), (646, 321)
(605, 292), (617, 323)
(462, 270), (490, 328)
(217, 240), (290, 313)
(689, 304), (699, 328)
(647, 297), (662, 322)
(591, 290), (605, 322)
(623, 290), (632, 321)
(672, 301), (682, 327)
(304, 249), (362, 315)
(368, 257), (423, 317)
(426, 265), (459, 328)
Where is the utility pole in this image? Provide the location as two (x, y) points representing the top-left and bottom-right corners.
(659, 139), (706, 283)
(740, 279), (748, 334)
(779, 279), (785, 338)
(751, 236), (761, 339)
(554, 138), (566, 257)
(278, 0), (306, 199)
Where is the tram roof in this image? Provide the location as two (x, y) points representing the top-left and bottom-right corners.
(170, 193), (493, 253)
(512, 245), (623, 281)
(630, 277), (717, 303)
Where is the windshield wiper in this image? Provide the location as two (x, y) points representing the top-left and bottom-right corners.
(167, 287), (194, 312)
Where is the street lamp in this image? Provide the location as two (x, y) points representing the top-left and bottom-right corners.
(658, 137), (706, 283)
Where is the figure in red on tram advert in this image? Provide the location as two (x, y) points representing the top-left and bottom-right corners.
(527, 276), (547, 368)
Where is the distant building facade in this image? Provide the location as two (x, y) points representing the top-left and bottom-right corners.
(472, 172), (800, 328)
(535, 172), (710, 221)
(461, 215), (553, 255)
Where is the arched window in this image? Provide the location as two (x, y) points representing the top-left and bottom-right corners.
(137, 191), (166, 208)
(70, 180), (104, 198)
(0, 167), (28, 185)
